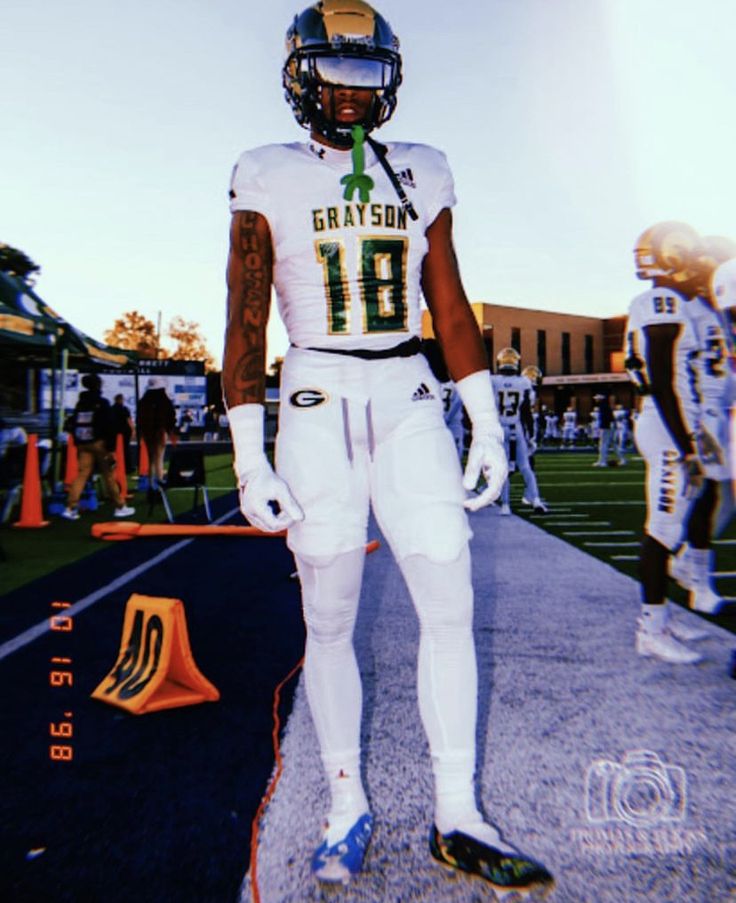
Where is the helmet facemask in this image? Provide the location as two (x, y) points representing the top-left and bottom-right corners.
(283, 2), (402, 148)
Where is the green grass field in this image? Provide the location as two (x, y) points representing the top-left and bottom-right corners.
(0, 453), (237, 596)
(3, 448), (736, 636)
(509, 450), (736, 635)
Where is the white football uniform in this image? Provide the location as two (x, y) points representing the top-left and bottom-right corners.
(590, 407), (601, 441)
(688, 296), (731, 481)
(562, 410), (577, 443)
(491, 373), (539, 503)
(229, 140), (469, 561)
(613, 408), (630, 454)
(543, 413), (559, 441)
(625, 286), (701, 548)
(440, 380), (465, 455)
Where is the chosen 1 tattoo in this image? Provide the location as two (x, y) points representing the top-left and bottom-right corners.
(223, 212), (272, 406)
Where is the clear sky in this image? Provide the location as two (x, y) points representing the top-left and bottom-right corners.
(4, 0), (735, 368)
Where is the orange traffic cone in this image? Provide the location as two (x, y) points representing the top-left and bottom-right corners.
(64, 435), (78, 487)
(114, 433), (130, 499)
(13, 434), (50, 529)
(138, 439), (149, 477)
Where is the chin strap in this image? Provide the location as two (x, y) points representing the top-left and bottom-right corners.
(340, 125), (374, 203)
(366, 134), (419, 222)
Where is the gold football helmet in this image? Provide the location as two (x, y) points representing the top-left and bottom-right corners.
(521, 364), (543, 386)
(496, 346), (521, 374)
(695, 235), (736, 298)
(712, 257), (736, 312)
(633, 221), (700, 284)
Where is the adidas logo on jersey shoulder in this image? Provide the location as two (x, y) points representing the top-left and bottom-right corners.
(396, 168), (416, 189)
(412, 383), (435, 401)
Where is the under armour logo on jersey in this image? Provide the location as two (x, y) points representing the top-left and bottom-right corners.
(396, 168), (416, 189)
(411, 383), (435, 401)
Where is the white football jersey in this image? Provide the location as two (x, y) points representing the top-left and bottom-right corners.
(687, 296), (731, 408)
(625, 287), (701, 429)
(229, 141), (455, 351)
(491, 374), (533, 429)
(563, 411), (576, 427)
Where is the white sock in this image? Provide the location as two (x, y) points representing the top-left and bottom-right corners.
(640, 603), (667, 633)
(322, 754), (369, 846)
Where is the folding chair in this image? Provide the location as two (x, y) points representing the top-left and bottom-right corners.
(0, 444), (27, 524)
(157, 447), (212, 523)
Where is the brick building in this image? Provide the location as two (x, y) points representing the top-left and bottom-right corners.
(422, 302), (633, 418)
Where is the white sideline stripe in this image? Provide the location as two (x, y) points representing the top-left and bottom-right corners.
(529, 481), (643, 487)
(713, 539), (736, 546)
(563, 530), (636, 537)
(584, 541), (641, 547)
(611, 555), (639, 561)
(713, 571), (736, 579)
(558, 500), (646, 507)
(557, 521), (613, 528)
(543, 520), (593, 526)
(0, 506), (241, 663)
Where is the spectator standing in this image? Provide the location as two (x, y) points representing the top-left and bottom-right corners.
(138, 377), (176, 488)
(111, 393), (135, 472)
(62, 374), (135, 520)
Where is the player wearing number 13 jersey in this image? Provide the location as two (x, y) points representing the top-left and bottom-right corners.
(222, 0), (551, 896)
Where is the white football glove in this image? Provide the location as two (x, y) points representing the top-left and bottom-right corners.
(696, 424), (723, 466)
(681, 453), (705, 501)
(228, 404), (304, 532)
(455, 371), (508, 511)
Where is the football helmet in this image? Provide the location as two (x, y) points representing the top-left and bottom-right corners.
(712, 257), (736, 312)
(521, 364), (542, 386)
(695, 235), (736, 298)
(496, 347), (521, 374)
(282, 0), (402, 147)
(633, 221), (700, 285)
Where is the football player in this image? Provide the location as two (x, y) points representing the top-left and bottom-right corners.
(561, 405), (577, 448)
(491, 348), (547, 514)
(589, 404), (601, 443)
(222, 1), (551, 894)
(669, 237), (736, 612)
(520, 364), (543, 494)
(625, 221), (709, 663)
(612, 404), (629, 464)
(422, 337), (466, 457)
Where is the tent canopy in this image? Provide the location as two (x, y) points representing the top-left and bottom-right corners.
(0, 271), (137, 368)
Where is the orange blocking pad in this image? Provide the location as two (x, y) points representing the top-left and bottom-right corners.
(91, 594), (220, 714)
(91, 521), (286, 541)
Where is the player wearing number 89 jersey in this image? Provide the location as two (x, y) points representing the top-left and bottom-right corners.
(626, 221), (707, 664)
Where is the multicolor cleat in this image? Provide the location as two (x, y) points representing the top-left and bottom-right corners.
(429, 824), (554, 897)
(311, 813), (373, 885)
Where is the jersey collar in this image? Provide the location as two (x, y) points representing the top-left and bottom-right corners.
(306, 140), (378, 170)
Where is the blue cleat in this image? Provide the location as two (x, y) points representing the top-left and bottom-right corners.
(311, 813), (373, 884)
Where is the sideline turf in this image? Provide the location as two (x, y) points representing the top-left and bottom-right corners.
(0, 453), (237, 596)
(510, 451), (736, 635)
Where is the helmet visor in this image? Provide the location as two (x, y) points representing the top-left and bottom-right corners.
(311, 54), (392, 88)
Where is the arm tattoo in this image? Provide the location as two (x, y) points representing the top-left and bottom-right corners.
(222, 212), (272, 407)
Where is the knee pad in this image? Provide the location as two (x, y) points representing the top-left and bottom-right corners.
(296, 547), (365, 644)
(399, 547), (473, 630)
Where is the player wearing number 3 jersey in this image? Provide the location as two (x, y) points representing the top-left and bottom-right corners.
(222, 0), (552, 895)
